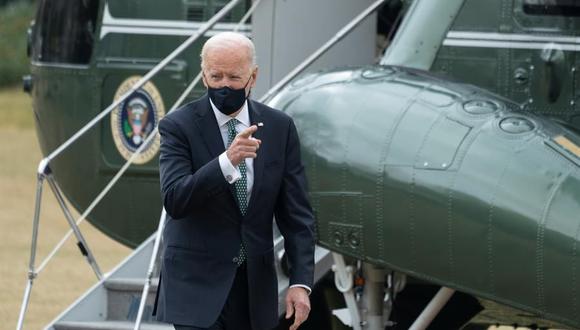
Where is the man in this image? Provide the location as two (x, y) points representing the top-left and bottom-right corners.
(154, 32), (316, 330)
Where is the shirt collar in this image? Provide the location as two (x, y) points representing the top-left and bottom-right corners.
(210, 98), (251, 128)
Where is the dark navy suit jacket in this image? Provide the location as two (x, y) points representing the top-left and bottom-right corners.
(154, 95), (315, 330)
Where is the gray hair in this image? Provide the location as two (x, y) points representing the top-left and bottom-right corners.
(200, 32), (257, 70)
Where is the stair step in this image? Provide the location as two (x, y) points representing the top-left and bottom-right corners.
(53, 320), (173, 330)
(105, 278), (159, 292)
(104, 278), (159, 321)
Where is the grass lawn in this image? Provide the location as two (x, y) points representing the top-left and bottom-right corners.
(0, 85), (130, 329)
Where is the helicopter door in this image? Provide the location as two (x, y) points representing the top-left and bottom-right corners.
(512, 0), (580, 119)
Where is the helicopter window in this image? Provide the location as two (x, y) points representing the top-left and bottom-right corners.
(187, 7), (205, 21)
(524, 0), (580, 16)
(32, 0), (99, 64)
(376, 0), (404, 62)
(184, 0), (205, 21)
(213, 1), (234, 22)
(184, 0), (250, 23)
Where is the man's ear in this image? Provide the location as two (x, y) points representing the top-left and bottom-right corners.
(201, 70), (209, 88)
(251, 66), (259, 88)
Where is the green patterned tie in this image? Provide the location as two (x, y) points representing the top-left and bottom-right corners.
(227, 119), (247, 266)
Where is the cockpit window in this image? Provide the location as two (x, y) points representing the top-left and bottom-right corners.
(32, 0), (99, 64)
(183, 0), (250, 23)
(376, 0), (404, 62)
(524, 0), (580, 16)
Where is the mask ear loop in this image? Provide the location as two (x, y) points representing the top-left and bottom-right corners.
(243, 74), (253, 99)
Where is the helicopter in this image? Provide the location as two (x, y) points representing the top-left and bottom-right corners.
(19, 0), (580, 329)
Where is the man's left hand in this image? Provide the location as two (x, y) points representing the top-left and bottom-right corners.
(285, 287), (310, 330)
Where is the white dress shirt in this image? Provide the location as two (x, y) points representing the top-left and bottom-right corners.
(210, 99), (253, 201)
(210, 99), (311, 294)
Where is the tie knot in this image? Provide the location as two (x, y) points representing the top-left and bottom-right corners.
(227, 119), (238, 131)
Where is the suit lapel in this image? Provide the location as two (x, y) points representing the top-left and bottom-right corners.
(193, 95), (241, 217)
(193, 95), (226, 160)
(246, 100), (264, 216)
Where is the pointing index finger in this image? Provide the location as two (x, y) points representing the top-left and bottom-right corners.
(238, 125), (258, 139)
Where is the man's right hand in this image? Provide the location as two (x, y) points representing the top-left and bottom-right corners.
(226, 125), (261, 166)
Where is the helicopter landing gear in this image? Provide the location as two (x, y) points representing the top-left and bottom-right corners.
(330, 253), (481, 330)
(331, 253), (405, 329)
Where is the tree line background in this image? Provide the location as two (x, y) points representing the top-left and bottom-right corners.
(0, 0), (36, 88)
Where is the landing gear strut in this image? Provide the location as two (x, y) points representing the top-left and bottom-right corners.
(331, 254), (462, 330)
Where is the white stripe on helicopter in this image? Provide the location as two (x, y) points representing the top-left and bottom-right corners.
(100, 3), (251, 39)
(444, 30), (580, 51)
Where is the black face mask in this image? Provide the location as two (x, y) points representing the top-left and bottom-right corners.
(207, 76), (252, 115)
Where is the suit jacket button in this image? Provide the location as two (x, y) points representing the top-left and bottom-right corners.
(232, 257), (239, 263)
(226, 175), (233, 182)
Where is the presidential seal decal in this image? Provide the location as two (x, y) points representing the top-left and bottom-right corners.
(111, 76), (165, 164)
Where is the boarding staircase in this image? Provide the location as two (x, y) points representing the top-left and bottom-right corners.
(46, 235), (167, 330)
(45, 235), (333, 330)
